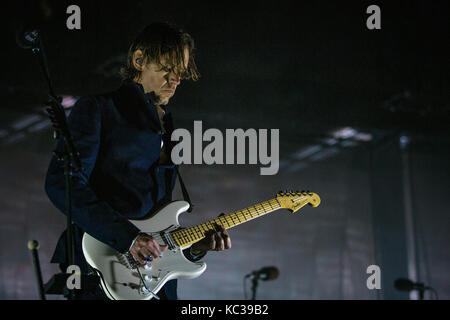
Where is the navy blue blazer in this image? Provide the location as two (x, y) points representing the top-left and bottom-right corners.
(45, 80), (198, 300)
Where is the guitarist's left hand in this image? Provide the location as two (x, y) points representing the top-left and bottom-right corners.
(191, 224), (232, 253)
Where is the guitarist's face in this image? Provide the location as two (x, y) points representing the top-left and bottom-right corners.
(133, 47), (189, 106)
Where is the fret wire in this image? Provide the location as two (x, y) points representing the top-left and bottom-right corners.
(234, 213), (241, 224)
(274, 198), (282, 207)
(198, 223), (207, 234)
(196, 224), (205, 237)
(260, 203), (268, 213)
(213, 218), (223, 228)
(204, 223), (214, 232)
(195, 228), (204, 240)
(253, 205), (260, 216)
(216, 218), (226, 227)
(195, 225), (204, 237)
(183, 228), (192, 241)
(171, 233), (179, 245)
(205, 221), (215, 231)
(264, 202), (276, 211)
(275, 198), (282, 207)
(239, 210), (248, 221)
(172, 198), (286, 248)
(179, 230), (187, 242)
(210, 218), (219, 228)
(205, 222), (215, 231)
(223, 216), (233, 227)
(248, 207), (256, 218)
(185, 229), (193, 242)
(195, 225), (205, 238)
(260, 203), (267, 213)
(220, 216), (230, 228)
(184, 228), (192, 241)
(184, 231), (191, 242)
(257, 205), (264, 215)
(179, 231), (188, 242)
(190, 227), (200, 240)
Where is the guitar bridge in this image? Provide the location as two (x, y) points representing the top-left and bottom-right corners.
(116, 252), (138, 270)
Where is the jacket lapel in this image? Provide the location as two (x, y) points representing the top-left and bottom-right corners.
(112, 80), (162, 133)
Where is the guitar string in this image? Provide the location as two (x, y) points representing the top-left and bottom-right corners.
(173, 196), (312, 245)
(170, 195), (313, 247)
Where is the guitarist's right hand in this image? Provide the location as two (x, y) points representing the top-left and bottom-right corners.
(129, 233), (168, 265)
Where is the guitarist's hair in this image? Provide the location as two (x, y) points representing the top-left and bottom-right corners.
(120, 21), (200, 82)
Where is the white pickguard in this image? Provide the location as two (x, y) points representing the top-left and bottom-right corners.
(82, 200), (207, 300)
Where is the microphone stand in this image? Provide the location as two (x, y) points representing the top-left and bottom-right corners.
(28, 240), (46, 300)
(245, 272), (261, 300)
(418, 287), (424, 300)
(250, 275), (259, 300)
(22, 29), (98, 300)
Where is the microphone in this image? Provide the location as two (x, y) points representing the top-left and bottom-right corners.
(16, 26), (41, 50)
(394, 278), (430, 292)
(246, 266), (279, 281)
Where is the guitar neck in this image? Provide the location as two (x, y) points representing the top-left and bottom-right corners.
(170, 198), (282, 249)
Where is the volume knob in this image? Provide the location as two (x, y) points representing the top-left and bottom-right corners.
(144, 275), (153, 282)
(144, 263), (152, 270)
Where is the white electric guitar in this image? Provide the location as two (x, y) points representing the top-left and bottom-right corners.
(82, 191), (321, 300)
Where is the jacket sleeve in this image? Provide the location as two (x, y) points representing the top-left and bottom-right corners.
(44, 96), (140, 253)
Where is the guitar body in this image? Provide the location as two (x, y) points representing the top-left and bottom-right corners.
(82, 200), (207, 300)
(82, 191), (320, 300)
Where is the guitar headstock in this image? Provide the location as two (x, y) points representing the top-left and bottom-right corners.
(276, 190), (321, 213)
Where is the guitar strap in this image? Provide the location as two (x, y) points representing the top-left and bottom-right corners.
(175, 166), (194, 213)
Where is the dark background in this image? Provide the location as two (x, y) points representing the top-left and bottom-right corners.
(0, 0), (449, 299)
